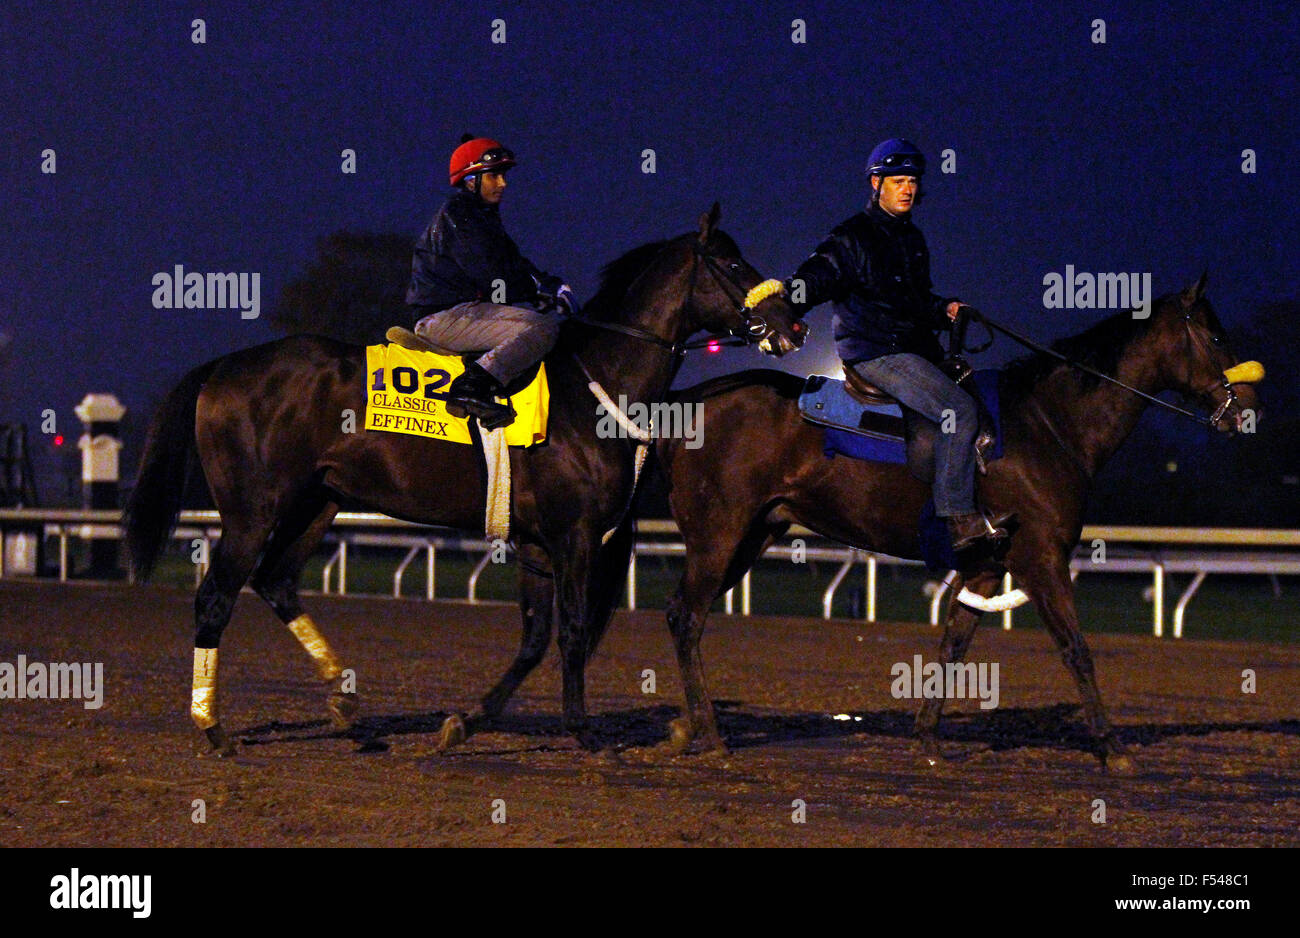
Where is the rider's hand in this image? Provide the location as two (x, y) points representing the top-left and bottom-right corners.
(946, 301), (965, 322)
(554, 284), (579, 316)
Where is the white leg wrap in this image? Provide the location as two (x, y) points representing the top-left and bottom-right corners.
(191, 647), (219, 730)
(286, 614), (342, 681)
(957, 585), (1031, 613)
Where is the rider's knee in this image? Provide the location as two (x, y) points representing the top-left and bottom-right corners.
(530, 310), (562, 341)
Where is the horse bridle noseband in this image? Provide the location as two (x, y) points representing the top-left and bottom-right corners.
(1177, 313), (1250, 427)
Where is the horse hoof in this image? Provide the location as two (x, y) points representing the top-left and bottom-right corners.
(328, 691), (359, 729)
(916, 739), (944, 769)
(202, 724), (237, 758)
(1105, 753), (1139, 776)
(437, 714), (467, 753)
(667, 717), (694, 754)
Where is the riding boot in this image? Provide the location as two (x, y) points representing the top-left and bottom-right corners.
(984, 509), (1017, 538)
(444, 363), (515, 430)
(947, 509), (1018, 566)
(946, 513), (994, 555)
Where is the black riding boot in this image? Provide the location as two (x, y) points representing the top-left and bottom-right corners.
(444, 363), (515, 430)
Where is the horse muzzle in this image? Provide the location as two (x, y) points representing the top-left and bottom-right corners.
(758, 318), (808, 357)
(1211, 360), (1264, 433)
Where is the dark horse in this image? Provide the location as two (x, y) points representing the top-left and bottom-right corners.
(651, 275), (1261, 772)
(125, 204), (805, 755)
(458, 276), (1263, 771)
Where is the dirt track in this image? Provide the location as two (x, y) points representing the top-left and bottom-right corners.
(1, 579), (1297, 847)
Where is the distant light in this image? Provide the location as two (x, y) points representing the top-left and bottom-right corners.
(1166, 461), (1177, 473)
(53, 434), (64, 446)
(707, 339), (721, 353)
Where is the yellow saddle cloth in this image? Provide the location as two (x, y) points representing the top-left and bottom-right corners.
(363, 344), (549, 446)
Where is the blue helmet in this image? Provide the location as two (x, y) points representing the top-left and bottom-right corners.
(866, 138), (926, 177)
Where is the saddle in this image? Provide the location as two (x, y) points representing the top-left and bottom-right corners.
(801, 357), (1000, 480)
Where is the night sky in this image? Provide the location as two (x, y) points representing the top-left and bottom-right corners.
(3, 1), (1296, 500)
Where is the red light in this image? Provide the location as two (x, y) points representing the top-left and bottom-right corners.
(707, 339), (721, 353)
(53, 434), (64, 446)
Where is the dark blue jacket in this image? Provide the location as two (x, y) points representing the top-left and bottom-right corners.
(787, 205), (955, 364)
(405, 189), (550, 313)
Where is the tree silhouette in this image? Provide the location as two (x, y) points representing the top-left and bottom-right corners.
(269, 231), (413, 345)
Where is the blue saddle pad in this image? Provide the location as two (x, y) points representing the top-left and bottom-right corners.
(797, 370), (1005, 572)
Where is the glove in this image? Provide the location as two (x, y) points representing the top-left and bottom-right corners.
(554, 283), (580, 316)
(535, 274), (578, 315)
(535, 273), (563, 298)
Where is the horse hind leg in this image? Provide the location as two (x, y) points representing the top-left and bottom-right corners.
(438, 539), (555, 752)
(248, 493), (356, 729)
(913, 568), (1000, 768)
(192, 525), (268, 756)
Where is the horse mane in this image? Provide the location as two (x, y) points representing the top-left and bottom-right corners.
(579, 239), (671, 320)
(999, 303), (1164, 401)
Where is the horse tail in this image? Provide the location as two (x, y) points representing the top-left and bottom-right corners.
(124, 359), (220, 582)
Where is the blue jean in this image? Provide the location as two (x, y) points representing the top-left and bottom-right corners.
(413, 301), (560, 385)
(850, 353), (978, 516)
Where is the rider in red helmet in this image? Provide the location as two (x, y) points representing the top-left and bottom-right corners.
(406, 135), (577, 429)
(785, 138), (1013, 563)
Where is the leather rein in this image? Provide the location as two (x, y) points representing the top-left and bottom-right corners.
(966, 309), (1245, 428)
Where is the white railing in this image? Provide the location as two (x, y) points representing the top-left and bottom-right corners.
(2, 508), (1298, 638)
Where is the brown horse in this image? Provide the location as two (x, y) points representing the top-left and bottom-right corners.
(124, 204), (805, 755)
(652, 275), (1261, 772)
(457, 276), (1263, 771)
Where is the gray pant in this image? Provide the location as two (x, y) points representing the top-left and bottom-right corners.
(413, 301), (561, 385)
(850, 353), (979, 517)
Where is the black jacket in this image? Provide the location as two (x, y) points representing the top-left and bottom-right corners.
(405, 189), (550, 312)
(788, 205), (955, 364)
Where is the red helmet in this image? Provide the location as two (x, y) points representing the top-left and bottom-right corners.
(449, 136), (516, 186)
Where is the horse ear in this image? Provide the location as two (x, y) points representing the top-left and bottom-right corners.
(1182, 270), (1209, 308)
(697, 202), (721, 243)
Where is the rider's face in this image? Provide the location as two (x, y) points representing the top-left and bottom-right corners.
(477, 171), (508, 203)
(874, 174), (918, 215)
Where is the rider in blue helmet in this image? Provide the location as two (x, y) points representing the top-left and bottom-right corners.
(785, 138), (1013, 563)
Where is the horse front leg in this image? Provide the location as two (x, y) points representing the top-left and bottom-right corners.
(1021, 559), (1136, 774)
(552, 534), (605, 751)
(913, 569), (1001, 767)
(437, 540), (555, 752)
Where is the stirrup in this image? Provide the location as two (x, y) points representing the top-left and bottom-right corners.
(974, 431), (995, 475)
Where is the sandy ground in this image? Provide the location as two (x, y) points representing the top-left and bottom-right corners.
(1, 579), (1297, 847)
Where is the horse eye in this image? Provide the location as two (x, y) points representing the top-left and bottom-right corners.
(1211, 334), (1224, 345)
(729, 262), (742, 272)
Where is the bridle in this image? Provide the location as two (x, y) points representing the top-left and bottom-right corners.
(970, 307), (1258, 429)
(1177, 312), (1253, 427)
(566, 238), (787, 360)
